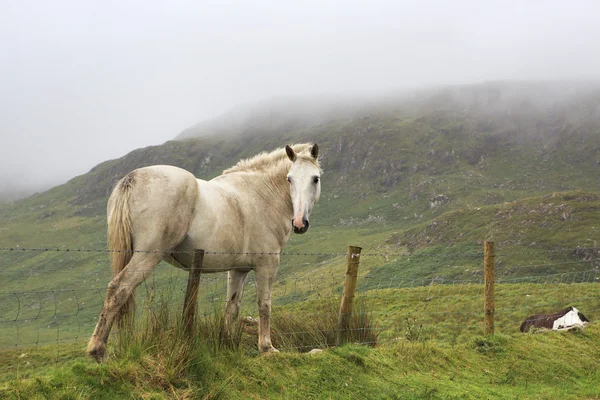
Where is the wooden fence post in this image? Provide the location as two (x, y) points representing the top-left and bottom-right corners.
(484, 241), (495, 336)
(336, 245), (362, 346)
(183, 249), (204, 337)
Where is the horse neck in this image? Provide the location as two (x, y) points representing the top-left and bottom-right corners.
(258, 167), (293, 217)
(235, 165), (292, 223)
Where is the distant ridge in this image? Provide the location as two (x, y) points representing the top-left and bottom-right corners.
(176, 80), (600, 141)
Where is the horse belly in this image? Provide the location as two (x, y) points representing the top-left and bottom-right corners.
(173, 181), (249, 271)
(173, 234), (250, 272)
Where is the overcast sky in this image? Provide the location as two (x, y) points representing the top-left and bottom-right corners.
(1, 0), (599, 192)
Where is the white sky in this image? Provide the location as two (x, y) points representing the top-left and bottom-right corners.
(1, 0), (599, 190)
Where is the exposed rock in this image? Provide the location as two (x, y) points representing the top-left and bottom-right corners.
(339, 215), (385, 226)
(560, 211), (571, 221)
(571, 248), (600, 263)
(429, 194), (449, 209)
(242, 316), (259, 325)
(200, 153), (213, 168)
(38, 211), (55, 220)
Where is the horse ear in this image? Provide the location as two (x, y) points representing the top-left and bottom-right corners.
(310, 143), (319, 159)
(285, 145), (297, 162)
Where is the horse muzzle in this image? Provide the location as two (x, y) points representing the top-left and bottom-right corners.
(291, 218), (309, 234)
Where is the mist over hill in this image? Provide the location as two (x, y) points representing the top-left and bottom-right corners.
(175, 95), (374, 140)
(0, 181), (52, 204)
(3, 80), (600, 216)
(3, 80), (599, 205)
(177, 80), (600, 143)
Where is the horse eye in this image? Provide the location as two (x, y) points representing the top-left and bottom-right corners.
(313, 176), (319, 184)
(287, 176), (292, 183)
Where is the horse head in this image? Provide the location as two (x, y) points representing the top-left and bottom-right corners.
(285, 144), (321, 234)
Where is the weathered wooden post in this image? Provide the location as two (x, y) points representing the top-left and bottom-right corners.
(336, 245), (362, 346)
(484, 241), (495, 336)
(183, 249), (204, 337)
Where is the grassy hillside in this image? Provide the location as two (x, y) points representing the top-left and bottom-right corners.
(2, 81), (600, 397)
(2, 81), (600, 346)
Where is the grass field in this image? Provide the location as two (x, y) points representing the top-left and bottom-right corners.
(3, 330), (600, 399)
(1, 211), (599, 398)
(1, 274), (599, 399)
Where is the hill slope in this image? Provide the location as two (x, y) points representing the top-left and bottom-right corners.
(2, 81), (600, 397)
(1, 81), (600, 272)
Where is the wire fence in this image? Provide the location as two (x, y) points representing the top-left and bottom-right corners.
(1, 244), (599, 382)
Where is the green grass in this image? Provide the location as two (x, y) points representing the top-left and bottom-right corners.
(2, 326), (600, 399)
(2, 279), (600, 399)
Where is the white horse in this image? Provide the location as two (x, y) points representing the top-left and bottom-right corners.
(87, 143), (321, 361)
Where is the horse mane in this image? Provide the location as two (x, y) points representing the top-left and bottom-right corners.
(223, 143), (319, 175)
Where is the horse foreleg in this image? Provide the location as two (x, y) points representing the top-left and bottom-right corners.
(255, 264), (279, 353)
(224, 269), (249, 338)
(87, 253), (160, 362)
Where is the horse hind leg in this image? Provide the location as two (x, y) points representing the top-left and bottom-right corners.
(86, 252), (162, 362)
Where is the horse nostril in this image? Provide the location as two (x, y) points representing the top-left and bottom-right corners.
(303, 219), (309, 229)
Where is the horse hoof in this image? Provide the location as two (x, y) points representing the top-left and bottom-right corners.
(86, 344), (106, 363)
(260, 346), (280, 355)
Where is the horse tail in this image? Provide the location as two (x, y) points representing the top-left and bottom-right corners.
(107, 174), (135, 326)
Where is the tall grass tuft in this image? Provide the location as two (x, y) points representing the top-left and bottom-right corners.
(111, 287), (244, 393)
(113, 290), (379, 363)
(270, 297), (380, 352)
(104, 286), (379, 396)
